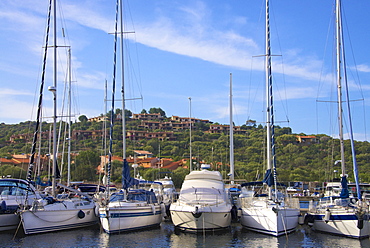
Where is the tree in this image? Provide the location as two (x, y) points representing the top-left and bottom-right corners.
(171, 167), (189, 188)
(125, 109), (132, 118)
(276, 134), (297, 146)
(142, 168), (158, 181)
(73, 150), (100, 181)
(246, 119), (257, 127)
(141, 109), (147, 114)
(78, 115), (88, 123)
(149, 107), (166, 117)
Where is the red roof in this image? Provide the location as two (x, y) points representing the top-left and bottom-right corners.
(0, 157), (13, 163)
(162, 161), (182, 170)
(11, 158), (29, 164)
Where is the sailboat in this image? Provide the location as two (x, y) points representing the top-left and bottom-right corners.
(19, 0), (98, 235)
(98, 0), (164, 234)
(304, 0), (370, 239)
(238, 0), (300, 236)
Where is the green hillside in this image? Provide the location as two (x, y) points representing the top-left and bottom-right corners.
(1, 108), (370, 187)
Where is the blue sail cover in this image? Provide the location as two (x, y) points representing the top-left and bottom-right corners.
(122, 159), (139, 190)
(36, 176), (52, 186)
(340, 175), (349, 198)
(263, 169), (274, 187)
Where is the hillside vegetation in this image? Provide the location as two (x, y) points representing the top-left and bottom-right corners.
(1, 108), (370, 187)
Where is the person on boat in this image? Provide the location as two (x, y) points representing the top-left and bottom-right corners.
(70, 185), (81, 197)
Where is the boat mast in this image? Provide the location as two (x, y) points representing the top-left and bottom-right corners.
(336, 0), (346, 178)
(189, 97), (192, 171)
(336, 0), (361, 200)
(103, 79), (108, 184)
(119, 0), (126, 161)
(107, 0), (120, 197)
(26, 0), (53, 187)
(67, 48), (72, 187)
(50, 0), (58, 197)
(265, 0), (276, 200)
(229, 73), (234, 185)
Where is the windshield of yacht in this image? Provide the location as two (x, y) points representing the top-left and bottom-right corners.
(0, 180), (34, 196)
(179, 187), (226, 203)
(109, 190), (158, 204)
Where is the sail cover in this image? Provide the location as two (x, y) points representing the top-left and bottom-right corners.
(122, 159), (138, 190)
(339, 175), (349, 198)
(263, 169), (274, 187)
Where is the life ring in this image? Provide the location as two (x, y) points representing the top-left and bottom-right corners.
(78, 210), (85, 219)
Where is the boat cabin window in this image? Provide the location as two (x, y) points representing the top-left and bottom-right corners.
(180, 187), (226, 202)
(0, 181), (33, 196)
(181, 187), (222, 195)
(109, 190), (158, 204)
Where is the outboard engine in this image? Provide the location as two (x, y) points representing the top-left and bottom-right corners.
(304, 213), (315, 226)
(231, 205), (238, 221)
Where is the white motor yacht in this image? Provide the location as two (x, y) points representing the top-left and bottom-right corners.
(170, 166), (232, 232)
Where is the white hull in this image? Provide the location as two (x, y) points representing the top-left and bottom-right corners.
(170, 206), (231, 231)
(306, 209), (370, 239)
(240, 201), (299, 236)
(99, 203), (163, 233)
(0, 213), (20, 231)
(0, 178), (41, 232)
(170, 170), (232, 232)
(21, 199), (98, 234)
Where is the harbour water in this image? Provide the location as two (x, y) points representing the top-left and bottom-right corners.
(1, 221), (370, 248)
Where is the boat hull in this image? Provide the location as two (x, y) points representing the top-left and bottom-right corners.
(170, 211), (231, 232)
(307, 212), (370, 239)
(240, 205), (299, 236)
(170, 170), (232, 232)
(0, 178), (41, 231)
(170, 205), (231, 232)
(99, 204), (163, 233)
(21, 201), (98, 235)
(0, 213), (20, 231)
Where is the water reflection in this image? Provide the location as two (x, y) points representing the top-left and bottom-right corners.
(1, 222), (370, 248)
(170, 227), (238, 248)
(303, 227), (370, 248)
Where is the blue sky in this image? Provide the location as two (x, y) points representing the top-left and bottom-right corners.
(1, 0), (370, 141)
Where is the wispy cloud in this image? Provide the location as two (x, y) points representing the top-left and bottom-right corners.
(0, 96), (35, 123)
(61, 1), (326, 87)
(355, 64), (370, 73)
(77, 72), (107, 90)
(0, 88), (33, 97)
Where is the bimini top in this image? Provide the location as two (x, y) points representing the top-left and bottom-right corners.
(185, 170), (222, 182)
